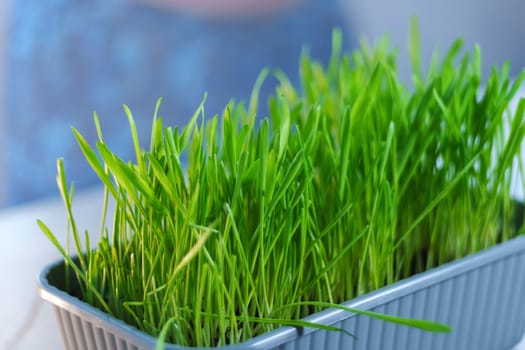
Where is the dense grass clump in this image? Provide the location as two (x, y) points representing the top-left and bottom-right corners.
(40, 23), (525, 347)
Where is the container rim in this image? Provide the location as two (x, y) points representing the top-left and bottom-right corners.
(37, 234), (525, 349)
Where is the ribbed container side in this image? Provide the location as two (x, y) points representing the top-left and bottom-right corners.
(343, 252), (525, 350)
(103, 329), (117, 350)
(93, 326), (107, 350)
(39, 236), (525, 350)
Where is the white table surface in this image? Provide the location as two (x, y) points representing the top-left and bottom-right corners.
(1, 187), (525, 350)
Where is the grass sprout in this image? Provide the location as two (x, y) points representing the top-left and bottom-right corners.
(40, 23), (525, 347)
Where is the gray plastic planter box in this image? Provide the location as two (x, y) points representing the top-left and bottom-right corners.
(38, 235), (525, 350)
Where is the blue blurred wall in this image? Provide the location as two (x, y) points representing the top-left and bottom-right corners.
(5, 0), (351, 206)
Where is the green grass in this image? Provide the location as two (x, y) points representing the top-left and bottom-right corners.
(39, 21), (525, 347)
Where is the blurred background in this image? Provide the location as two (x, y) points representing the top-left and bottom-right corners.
(1, 0), (525, 207)
(3, 2), (525, 349)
